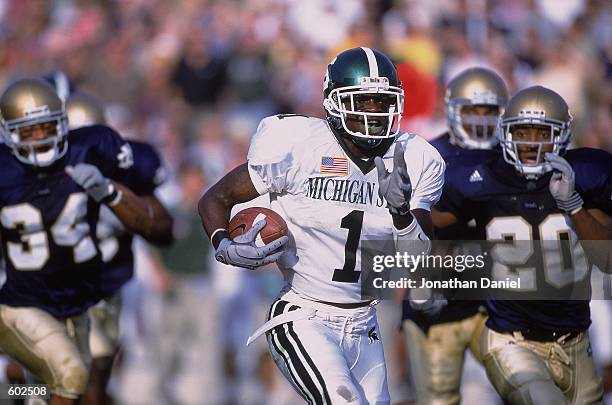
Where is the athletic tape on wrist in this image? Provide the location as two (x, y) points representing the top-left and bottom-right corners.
(211, 228), (229, 250)
(107, 189), (123, 207)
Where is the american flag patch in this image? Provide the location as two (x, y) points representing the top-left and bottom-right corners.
(320, 156), (349, 175)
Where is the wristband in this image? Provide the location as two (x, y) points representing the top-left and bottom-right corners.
(101, 184), (122, 206)
(211, 228), (230, 250)
(556, 192), (583, 214)
(108, 189), (123, 207)
(391, 212), (414, 231)
(570, 206), (583, 216)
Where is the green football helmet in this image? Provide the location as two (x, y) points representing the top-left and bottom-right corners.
(323, 47), (404, 149)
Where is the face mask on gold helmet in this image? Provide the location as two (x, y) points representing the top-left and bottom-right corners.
(445, 67), (508, 150)
(0, 78), (69, 167)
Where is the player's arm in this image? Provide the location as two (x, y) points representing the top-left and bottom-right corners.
(111, 186), (174, 245)
(571, 208), (612, 241)
(546, 153), (612, 271)
(374, 144), (440, 240)
(571, 208), (612, 272)
(145, 195), (174, 244)
(65, 164), (173, 244)
(411, 209), (434, 239)
(202, 116), (294, 269)
(375, 142), (448, 314)
(198, 164), (288, 269)
(122, 142), (174, 246)
(431, 207), (459, 230)
(198, 164), (259, 241)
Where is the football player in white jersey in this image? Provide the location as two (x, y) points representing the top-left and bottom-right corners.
(199, 47), (445, 404)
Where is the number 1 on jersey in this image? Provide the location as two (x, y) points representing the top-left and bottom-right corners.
(332, 210), (364, 283)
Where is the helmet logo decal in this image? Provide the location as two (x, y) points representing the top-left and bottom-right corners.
(470, 89), (498, 104)
(117, 143), (134, 169)
(361, 47), (379, 78)
(23, 104), (50, 119)
(518, 109), (546, 119)
(359, 76), (389, 91)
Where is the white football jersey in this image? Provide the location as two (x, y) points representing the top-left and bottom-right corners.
(247, 115), (445, 303)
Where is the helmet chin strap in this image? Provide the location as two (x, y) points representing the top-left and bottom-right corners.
(327, 115), (383, 151)
(326, 114), (342, 133)
(516, 162), (553, 180)
(352, 136), (383, 150)
(30, 148), (56, 166)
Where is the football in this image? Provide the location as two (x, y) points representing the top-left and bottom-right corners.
(228, 207), (289, 246)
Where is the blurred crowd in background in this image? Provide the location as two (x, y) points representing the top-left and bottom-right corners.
(0, 0), (610, 404)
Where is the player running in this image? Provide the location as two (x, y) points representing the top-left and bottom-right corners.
(432, 85), (610, 404)
(0, 78), (172, 404)
(402, 66), (508, 405)
(199, 47), (445, 404)
(64, 91), (173, 405)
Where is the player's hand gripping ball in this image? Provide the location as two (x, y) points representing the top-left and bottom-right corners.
(229, 207), (289, 245)
(214, 207), (289, 270)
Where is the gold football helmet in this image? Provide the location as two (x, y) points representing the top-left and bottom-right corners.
(0, 78), (68, 166)
(66, 92), (107, 130)
(498, 86), (572, 179)
(445, 67), (508, 149)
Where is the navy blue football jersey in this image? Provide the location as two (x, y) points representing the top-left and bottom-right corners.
(96, 140), (165, 298)
(436, 148), (612, 332)
(429, 132), (499, 168)
(402, 133), (498, 330)
(0, 125), (134, 317)
(428, 132), (499, 240)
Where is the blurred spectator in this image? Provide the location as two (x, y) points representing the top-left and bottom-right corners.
(172, 29), (228, 106)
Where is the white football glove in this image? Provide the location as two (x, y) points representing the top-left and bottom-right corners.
(545, 153), (583, 213)
(374, 144), (412, 216)
(66, 164), (120, 204)
(215, 220), (288, 270)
